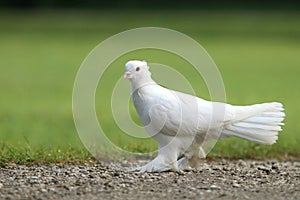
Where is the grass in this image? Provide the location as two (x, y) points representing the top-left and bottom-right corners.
(0, 10), (299, 163)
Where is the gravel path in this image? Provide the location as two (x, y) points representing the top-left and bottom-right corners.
(0, 159), (299, 200)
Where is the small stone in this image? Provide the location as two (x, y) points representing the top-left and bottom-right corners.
(177, 170), (185, 175)
(210, 184), (221, 190)
(123, 179), (134, 184)
(238, 160), (247, 167)
(232, 183), (241, 188)
(113, 172), (120, 177)
(257, 166), (271, 173)
(272, 164), (279, 170)
(40, 188), (47, 193)
(280, 172), (288, 176)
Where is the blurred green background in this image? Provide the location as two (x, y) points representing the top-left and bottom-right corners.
(0, 1), (299, 163)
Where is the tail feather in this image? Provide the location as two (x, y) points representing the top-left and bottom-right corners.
(222, 129), (278, 144)
(222, 102), (285, 145)
(257, 112), (285, 118)
(232, 122), (282, 131)
(244, 116), (284, 125)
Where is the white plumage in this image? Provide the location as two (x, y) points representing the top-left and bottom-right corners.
(124, 60), (285, 172)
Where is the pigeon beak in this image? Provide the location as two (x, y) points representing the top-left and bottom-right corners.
(123, 71), (131, 79)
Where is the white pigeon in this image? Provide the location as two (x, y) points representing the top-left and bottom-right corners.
(124, 60), (285, 172)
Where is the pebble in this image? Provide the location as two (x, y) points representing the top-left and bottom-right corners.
(210, 184), (221, 190)
(0, 160), (299, 200)
(232, 183), (241, 188)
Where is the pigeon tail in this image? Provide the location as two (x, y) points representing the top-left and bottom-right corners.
(222, 102), (285, 145)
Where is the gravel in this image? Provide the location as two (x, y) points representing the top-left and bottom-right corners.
(0, 159), (299, 200)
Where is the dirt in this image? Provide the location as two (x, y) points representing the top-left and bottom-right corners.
(0, 159), (299, 200)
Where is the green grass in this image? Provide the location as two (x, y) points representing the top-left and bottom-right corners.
(0, 10), (299, 163)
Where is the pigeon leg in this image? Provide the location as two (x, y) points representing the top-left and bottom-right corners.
(137, 155), (175, 172)
(136, 141), (180, 172)
(177, 157), (192, 171)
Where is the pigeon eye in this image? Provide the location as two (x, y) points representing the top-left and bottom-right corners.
(136, 67), (140, 71)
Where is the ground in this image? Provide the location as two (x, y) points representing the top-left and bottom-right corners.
(1, 159), (299, 199)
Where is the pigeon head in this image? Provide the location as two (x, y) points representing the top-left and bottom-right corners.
(124, 60), (151, 81)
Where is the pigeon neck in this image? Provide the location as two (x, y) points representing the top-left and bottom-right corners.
(130, 76), (156, 93)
